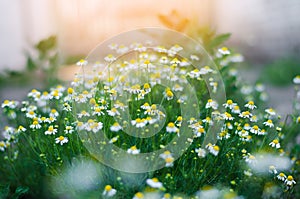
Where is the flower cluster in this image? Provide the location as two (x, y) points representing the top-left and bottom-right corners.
(0, 41), (299, 199)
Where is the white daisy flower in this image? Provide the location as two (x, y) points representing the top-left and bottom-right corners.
(277, 172), (286, 181)
(64, 126), (74, 134)
(239, 111), (252, 118)
(109, 136), (119, 144)
(166, 122), (179, 133)
(133, 192), (144, 199)
(244, 101), (257, 110)
(45, 125), (57, 135)
(265, 108), (276, 116)
(223, 99), (237, 109)
(102, 185), (117, 197)
(104, 54), (116, 62)
(76, 59), (88, 66)
(131, 118), (147, 128)
(205, 99), (218, 110)
(269, 139), (280, 148)
(30, 120), (41, 129)
(205, 143), (220, 156)
(244, 153), (256, 165)
(107, 108), (120, 116)
(285, 175), (296, 186)
(223, 112), (234, 120)
(232, 105), (241, 114)
(146, 178), (163, 188)
(269, 165), (278, 175)
(110, 122), (122, 132)
(250, 125), (261, 135)
(263, 119), (274, 127)
(127, 146), (140, 155)
(55, 136), (68, 145)
(293, 75), (300, 84)
(195, 148), (206, 158)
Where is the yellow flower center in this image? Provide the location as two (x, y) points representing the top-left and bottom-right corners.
(166, 90), (174, 98)
(248, 101), (254, 105)
(58, 136), (65, 141)
(135, 192), (144, 198)
(168, 122), (175, 128)
(152, 178), (159, 182)
(165, 157), (174, 163)
(130, 146), (137, 150)
(105, 185), (112, 191)
(227, 99), (233, 105)
(213, 146), (220, 151)
(273, 139), (279, 144)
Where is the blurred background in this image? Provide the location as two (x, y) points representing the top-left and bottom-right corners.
(0, 0), (300, 114)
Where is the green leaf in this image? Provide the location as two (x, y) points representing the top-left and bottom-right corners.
(0, 184), (10, 199)
(26, 56), (36, 71)
(35, 35), (57, 54)
(11, 186), (29, 199)
(208, 33), (231, 49)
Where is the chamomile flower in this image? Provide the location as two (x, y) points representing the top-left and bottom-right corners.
(223, 99), (237, 109)
(107, 108), (120, 116)
(202, 117), (213, 125)
(223, 112), (234, 120)
(45, 125), (57, 135)
(277, 173), (286, 181)
(30, 120), (41, 129)
(232, 105), (241, 114)
(195, 148), (206, 158)
(206, 143), (220, 156)
(110, 122), (122, 132)
(102, 185), (117, 197)
(265, 108), (276, 116)
(50, 109), (59, 118)
(165, 89), (174, 101)
(244, 153), (256, 165)
(250, 115), (258, 122)
(263, 119), (274, 127)
(91, 106), (104, 116)
(239, 111), (252, 118)
(296, 116), (300, 123)
(217, 130), (230, 140)
(269, 139), (280, 148)
(17, 125), (26, 133)
(85, 119), (103, 133)
(285, 175), (296, 186)
(131, 118), (147, 128)
(205, 99), (218, 110)
(104, 54), (116, 62)
(2, 100), (19, 109)
(77, 110), (90, 118)
(293, 75), (300, 84)
(109, 136), (119, 144)
(218, 47), (230, 55)
(127, 145), (140, 155)
(250, 125), (261, 135)
(0, 141), (6, 151)
(64, 126), (74, 134)
(162, 193), (172, 199)
(76, 59), (88, 66)
(55, 136), (68, 145)
(244, 101), (257, 110)
(164, 157), (175, 167)
(194, 127), (205, 137)
(269, 165), (278, 175)
(133, 192), (144, 199)
(146, 178), (163, 188)
(166, 122), (179, 133)
(26, 110), (36, 119)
